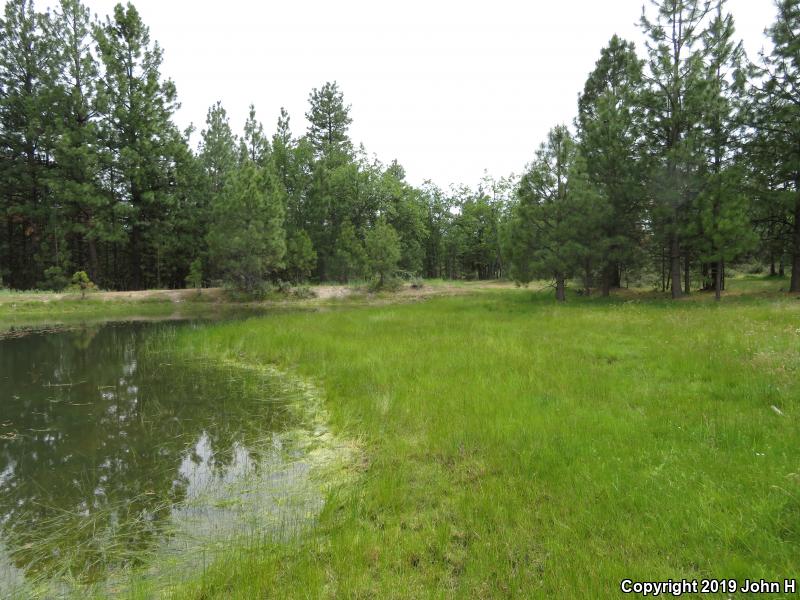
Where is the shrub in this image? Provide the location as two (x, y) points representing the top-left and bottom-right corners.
(368, 276), (403, 293)
(289, 286), (317, 299)
(70, 271), (96, 299)
(40, 266), (69, 291)
(185, 258), (203, 291)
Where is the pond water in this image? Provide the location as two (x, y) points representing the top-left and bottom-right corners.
(0, 321), (326, 596)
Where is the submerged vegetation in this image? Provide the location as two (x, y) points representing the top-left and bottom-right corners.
(0, 322), (354, 598)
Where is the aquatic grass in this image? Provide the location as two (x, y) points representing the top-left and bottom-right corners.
(0, 322), (356, 599)
(141, 280), (800, 598)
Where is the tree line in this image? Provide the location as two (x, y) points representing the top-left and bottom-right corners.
(507, 0), (800, 300)
(1, 0), (798, 299)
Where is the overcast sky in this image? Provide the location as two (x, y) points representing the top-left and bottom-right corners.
(7, 0), (780, 188)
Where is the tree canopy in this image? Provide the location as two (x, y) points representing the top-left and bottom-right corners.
(0, 0), (797, 299)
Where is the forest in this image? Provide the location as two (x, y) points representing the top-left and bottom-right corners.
(0, 0), (798, 299)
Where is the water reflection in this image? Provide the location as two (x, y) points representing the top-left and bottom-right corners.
(0, 322), (300, 585)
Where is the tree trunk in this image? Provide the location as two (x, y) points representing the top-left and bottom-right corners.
(5, 217), (14, 288)
(791, 192), (800, 293)
(683, 253), (691, 295)
(670, 234), (682, 299)
(130, 224), (141, 290)
(770, 254), (776, 277)
(715, 259), (722, 301)
(583, 260), (592, 296)
(555, 273), (566, 302)
(88, 238), (99, 283)
(601, 263), (621, 297)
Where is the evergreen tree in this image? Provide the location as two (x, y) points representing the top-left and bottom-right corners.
(94, 2), (180, 289)
(380, 161), (428, 275)
(577, 35), (646, 295)
(331, 218), (367, 282)
(48, 0), (107, 284)
(365, 218), (401, 286)
(239, 103), (269, 166)
(0, 0), (57, 289)
(161, 126), (209, 288)
(694, 1), (753, 299)
(639, 0), (713, 297)
(420, 182), (452, 278)
(284, 229), (317, 283)
(207, 161), (286, 294)
(305, 81), (352, 159)
(751, 0), (800, 292)
(200, 101), (237, 195)
(507, 126), (605, 301)
(272, 107), (293, 193)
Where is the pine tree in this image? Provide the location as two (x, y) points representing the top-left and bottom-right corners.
(48, 0), (108, 283)
(305, 81), (352, 159)
(365, 218), (401, 287)
(639, 0), (713, 297)
(200, 101), (237, 196)
(331, 218), (367, 282)
(94, 2), (180, 289)
(284, 229), (317, 283)
(207, 161), (286, 294)
(577, 35), (646, 295)
(694, 1), (753, 299)
(239, 103), (269, 166)
(752, 0), (800, 292)
(507, 126), (605, 301)
(380, 161), (428, 276)
(0, 0), (58, 289)
(272, 106), (293, 191)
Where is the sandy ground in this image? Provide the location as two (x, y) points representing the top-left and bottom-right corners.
(0, 281), (519, 305)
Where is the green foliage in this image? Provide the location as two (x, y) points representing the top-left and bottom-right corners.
(507, 126), (606, 300)
(577, 35), (646, 293)
(207, 161), (286, 295)
(40, 266), (69, 291)
(750, 0), (800, 292)
(639, 0), (714, 297)
(69, 270), (95, 298)
(284, 230), (317, 283)
(331, 219), (367, 283)
(93, 2), (182, 289)
(185, 258), (203, 290)
(239, 103), (269, 165)
(200, 101), (238, 195)
(364, 218), (401, 287)
(0, 0), (795, 306)
(305, 81), (352, 159)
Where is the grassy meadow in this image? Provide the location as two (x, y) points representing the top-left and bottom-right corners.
(120, 276), (800, 598)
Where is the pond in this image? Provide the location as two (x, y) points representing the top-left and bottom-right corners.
(0, 320), (334, 596)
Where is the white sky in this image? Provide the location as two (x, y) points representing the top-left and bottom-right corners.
(7, 0), (779, 188)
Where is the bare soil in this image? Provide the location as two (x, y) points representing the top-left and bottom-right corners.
(0, 281), (519, 306)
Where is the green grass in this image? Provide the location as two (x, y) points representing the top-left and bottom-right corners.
(0, 292), (254, 329)
(121, 277), (799, 598)
(2, 276), (798, 597)
(0, 298), (197, 334)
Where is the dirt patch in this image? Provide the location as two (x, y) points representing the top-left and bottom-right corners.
(313, 286), (353, 300)
(0, 280), (520, 307)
